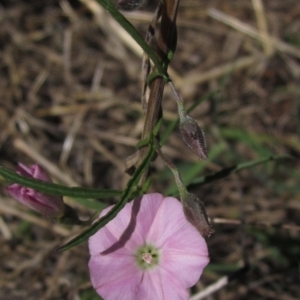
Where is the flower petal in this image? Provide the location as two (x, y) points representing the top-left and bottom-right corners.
(89, 200), (142, 254)
(88, 194), (210, 299)
(160, 249), (209, 288)
(7, 164), (65, 217)
(133, 193), (165, 242)
(6, 184), (64, 217)
(136, 269), (189, 300)
(17, 163), (51, 182)
(89, 252), (142, 300)
(147, 196), (209, 287)
(146, 196), (189, 246)
(89, 193), (165, 254)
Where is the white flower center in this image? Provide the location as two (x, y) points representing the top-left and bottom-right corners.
(135, 244), (160, 270)
(142, 253), (153, 264)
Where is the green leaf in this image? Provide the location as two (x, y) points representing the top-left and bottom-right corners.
(58, 143), (156, 251)
(96, 0), (168, 80)
(189, 154), (292, 188)
(0, 166), (121, 199)
(70, 198), (107, 210)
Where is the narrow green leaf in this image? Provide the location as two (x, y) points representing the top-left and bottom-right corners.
(58, 144), (155, 251)
(70, 198), (107, 210)
(0, 166), (121, 199)
(189, 154), (292, 187)
(96, 0), (168, 79)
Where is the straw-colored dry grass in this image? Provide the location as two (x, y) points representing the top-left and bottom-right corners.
(0, 0), (299, 299)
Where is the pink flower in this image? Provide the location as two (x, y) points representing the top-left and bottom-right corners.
(88, 193), (209, 300)
(6, 163), (65, 218)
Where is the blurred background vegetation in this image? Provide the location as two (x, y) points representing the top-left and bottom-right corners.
(0, 0), (299, 299)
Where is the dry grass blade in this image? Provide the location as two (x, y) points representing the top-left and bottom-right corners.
(251, 0), (273, 56)
(79, 0), (143, 57)
(0, 200), (70, 236)
(179, 55), (258, 97)
(189, 276), (229, 300)
(89, 138), (125, 171)
(1, 0), (299, 299)
(13, 139), (78, 186)
(208, 8), (300, 59)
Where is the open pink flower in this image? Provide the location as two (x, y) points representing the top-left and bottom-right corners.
(88, 193), (209, 300)
(6, 163), (65, 218)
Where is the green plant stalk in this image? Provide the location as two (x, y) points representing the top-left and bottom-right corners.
(190, 154), (292, 187)
(0, 166), (121, 198)
(154, 139), (213, 236)
(96, 0), (169, 80)
(58, 142), (156, 251)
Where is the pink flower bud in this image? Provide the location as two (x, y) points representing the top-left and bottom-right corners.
(180, 115), (208, 160)
(182, 193), (214, 237)
(6, 164), (65, 218)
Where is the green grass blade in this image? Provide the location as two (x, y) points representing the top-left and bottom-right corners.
(0, 166), (121, 199)
(58, 144), (155, 251)
(189, 154), (292, 187)
(70, 198), (107, 210)
(96, 0), (167, 79)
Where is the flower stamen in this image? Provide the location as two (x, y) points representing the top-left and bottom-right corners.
(142, 252), (153, 264)
(135, 244), (160, 270)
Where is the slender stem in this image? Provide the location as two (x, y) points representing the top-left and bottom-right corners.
(168, 81), (187, 119)
(154, 139), (188, 200)
(138, 0), (180, 183)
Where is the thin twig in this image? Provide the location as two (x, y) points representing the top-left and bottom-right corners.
(212, 217), (300, 232)
(189, 276), (229, 300)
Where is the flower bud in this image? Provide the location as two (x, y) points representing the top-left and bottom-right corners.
(6, 164), (65, 218)
(182, 192), (213, 237)
(180, 115), (208, 160)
